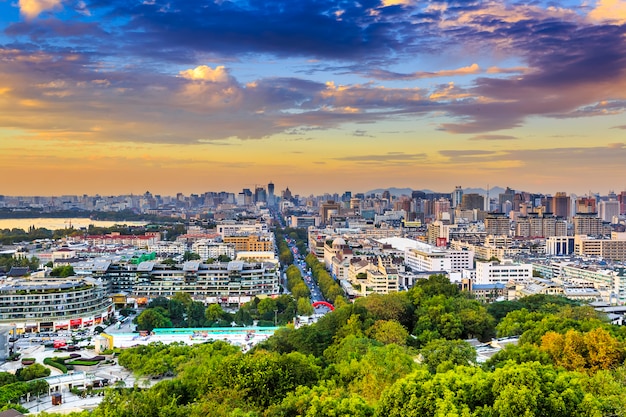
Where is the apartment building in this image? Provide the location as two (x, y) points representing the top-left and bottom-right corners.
(475, 260), (532, 285)
(574, 235), (626, 261)
(133, 260), (279, 304)
(223, 234), (273, 252)
(405, 242), (473, 273)
(0, 277), (114, 333)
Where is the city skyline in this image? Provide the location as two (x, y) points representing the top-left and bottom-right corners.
(1, 0), (626, 196)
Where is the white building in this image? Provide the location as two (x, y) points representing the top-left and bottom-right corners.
(475, 260), (532, 285)
(404, 245), (473, 273)
(599, 200), (620, 223)
(191, 240), (236, 261)
(216, 221), (268, 238)
(148, 241), (187, 256)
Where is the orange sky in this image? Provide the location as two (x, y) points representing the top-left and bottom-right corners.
(1, 0), (626, 196)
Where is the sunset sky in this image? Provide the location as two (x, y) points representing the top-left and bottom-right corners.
(1, 0), (626, 197)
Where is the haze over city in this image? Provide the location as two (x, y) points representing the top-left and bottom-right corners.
(1, 0), (626, 196)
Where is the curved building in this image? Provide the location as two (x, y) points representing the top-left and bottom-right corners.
(0, 277), (114, 334)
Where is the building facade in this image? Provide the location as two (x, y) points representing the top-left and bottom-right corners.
(0, 277), (114, 333)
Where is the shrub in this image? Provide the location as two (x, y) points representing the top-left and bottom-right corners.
(43, 358), (68, 373)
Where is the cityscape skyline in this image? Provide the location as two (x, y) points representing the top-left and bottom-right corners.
(1, 1), (626, 196)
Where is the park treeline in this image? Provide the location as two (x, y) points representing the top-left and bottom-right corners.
(33, 275), (626, 417)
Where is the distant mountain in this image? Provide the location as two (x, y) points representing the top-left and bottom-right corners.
(463, 186), (505, 196)
(365, 188), (423, 197)
(364, 186), (506, 198)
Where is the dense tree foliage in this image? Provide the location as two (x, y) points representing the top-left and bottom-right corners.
(38, 276), (626, 417)
(49, 265), (75, 277)
(274, 228), (294, 266)
(0, 254), (40, 272)
(15, 363), (51, 381)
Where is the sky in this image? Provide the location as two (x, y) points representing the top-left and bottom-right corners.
(1, 0), (626, 197)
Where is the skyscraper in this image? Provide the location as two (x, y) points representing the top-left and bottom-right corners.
(452, 186), (463, 208)
(553, 192), (571, 219)
(267, 182), (275, 207)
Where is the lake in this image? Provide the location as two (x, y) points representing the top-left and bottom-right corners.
(0, 218), (147, 231)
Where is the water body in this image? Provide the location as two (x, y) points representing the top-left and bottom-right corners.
(0, 218), (147, 231)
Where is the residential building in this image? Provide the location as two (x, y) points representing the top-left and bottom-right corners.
(475, 260), (532, 285)
(484, 213), (510, 236)
(133, 260), (279, 304)
(0, 277), (114, 333)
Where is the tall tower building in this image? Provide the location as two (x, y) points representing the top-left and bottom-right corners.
(573, 213), (604, 236)
(618, 191), (626, 215)
(553, 192), (571, 219)
(460, 193), (484, 211)
(452, 186), (463, 208)
(599, 200), (620, 223)
(485, 213), (510, 236)
(499, 187), (515, 212)
(434, 198), (451, 221)
(267, 182), (275, 207)
(320, 201), (341, 224)
(576, 196), (596, 214)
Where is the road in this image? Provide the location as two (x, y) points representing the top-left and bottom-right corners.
(284, 238), (332, 315)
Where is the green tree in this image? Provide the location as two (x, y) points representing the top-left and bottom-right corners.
(205, 303), (226, 324)
(297, 297), (314, 316)
(172, 292), (193, 307)
(365, 320), (409, 346)
(15, 363), (50, 381)
(217, 254), (232, 262)
(257, 298), (278, 316)
(49, 265), (74, 277)
(419, 339), (476, 373)
(136, 308), (172, 332)
(0, 373), (16, 387)
(183, 251), (201, 261)
(186, 301), (207, 327)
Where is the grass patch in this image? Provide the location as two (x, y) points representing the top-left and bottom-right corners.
(67, 360), (99, 366)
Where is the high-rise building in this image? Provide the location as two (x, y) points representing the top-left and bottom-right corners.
(452, 186), (463, 208)
(573, 213), (605, 236)
(282, 187), (292, 201)
(485, 213), (510, 236)
(460, 193), (484, 211)
(267, 182), (275, 206)
(553, 192), (570, 219)
(576, 196), (596, 214)
(499, 187), (515, 211)
(618, 191), (626, 215)
(320, 201), (341, 224)
(254, 187), (267, 204)
(434, 198), (451, 221)
(599, 200), (620, 223)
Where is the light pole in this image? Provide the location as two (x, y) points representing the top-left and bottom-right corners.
(274, 309), (278, 326)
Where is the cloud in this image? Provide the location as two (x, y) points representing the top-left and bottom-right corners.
(486, 66), (528, 74)
(178, 65), (230, 83)
(369, 63), (481, 81)
(612, 125), (626, 129)
(334, 152), (427, 162)
(381, 0), (414, 6)
(588, 0), (626, 24)
(18, 0), (63, 19)
(469, 134), (518, 141)
(439, 150), (497, 158)
(353, 130), (374, 137)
